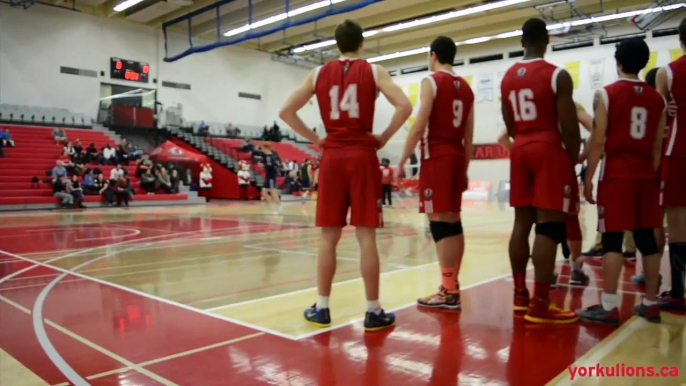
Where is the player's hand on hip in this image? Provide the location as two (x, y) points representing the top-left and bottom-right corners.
(668, 100), (678, 118)
(316, 137), (326, 148)
(373, 134), (387, 149)
(584, 181), (596, 205)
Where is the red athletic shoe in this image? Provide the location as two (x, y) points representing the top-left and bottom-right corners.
(657, 291), (686, 311)
(524, 296), (579, 324)
(513, 288), (530, 312)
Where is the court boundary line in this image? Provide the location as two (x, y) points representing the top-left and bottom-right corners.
(0, 294), (178, 386)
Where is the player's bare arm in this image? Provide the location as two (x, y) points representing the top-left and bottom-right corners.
(376, 66), (412, 148)
(584, 90), (608, 204)
(497, 128), (512, 152)
(501, 98), (516, 139)
(463, 104), (475, 184)
(576, 102), (593, 133)
(279, 70), (320, 145)
(654, 111), (667, 171)
(656, 67), (678, 118)
(556, 70), (581, 162)
(397, 77), (432, 176)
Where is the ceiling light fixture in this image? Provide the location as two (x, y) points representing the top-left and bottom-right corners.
(223, 0), (346, 37)
(291, 0), (532, 53)
(113, 0), (145, 12)
(366, 4), (685, 63)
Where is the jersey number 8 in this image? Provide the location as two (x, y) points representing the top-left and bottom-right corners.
(630, 106), (648, 140)
(508, 89), (537, 122)
(330, 84), (360, 120)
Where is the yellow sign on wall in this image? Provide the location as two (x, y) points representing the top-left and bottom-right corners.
(640, 51), (659, 78)
(464, 75), (473, 87)
(407, 83), (420, 107)
(564, 61), (580, 89)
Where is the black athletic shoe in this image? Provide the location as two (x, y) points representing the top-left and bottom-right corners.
(570, 269), (590, 285)
(583, 248), (603, 257)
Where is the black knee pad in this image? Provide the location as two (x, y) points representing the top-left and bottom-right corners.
(634, 228), (659, 256)
(601, 232), (623, 254)
(535, 221), (566, 244)
(429, 221), (463, 243)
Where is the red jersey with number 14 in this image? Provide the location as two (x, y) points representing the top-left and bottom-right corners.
(314, 58), (378, 149)
(665, 55), (686, 158)
(420, 70), (474, 160)
(600, 79), (666, 180)
(500, 59), (563, 147)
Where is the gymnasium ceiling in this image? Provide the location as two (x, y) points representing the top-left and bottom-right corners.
(68, 0), (682, 63)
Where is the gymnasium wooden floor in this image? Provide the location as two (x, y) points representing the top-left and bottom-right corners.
(0, 200), (684, 385)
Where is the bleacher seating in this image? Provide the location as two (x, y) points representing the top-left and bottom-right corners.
(0, 125), (190, 208)
(0, 104), (93, 127)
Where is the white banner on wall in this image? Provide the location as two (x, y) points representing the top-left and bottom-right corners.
(477, 73), (494, 103)
(588, 59), (605, 90)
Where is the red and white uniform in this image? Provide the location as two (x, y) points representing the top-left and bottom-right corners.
(418, 70), (474, 214)
(661, 55), (686, 207)
(597, 79), (665, 232)
(501, 59), (577, 213)
(313, 58), (382, 228)
(380, 166), (393, 185)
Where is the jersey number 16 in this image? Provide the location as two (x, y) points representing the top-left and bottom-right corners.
(508, 89), (538, 122)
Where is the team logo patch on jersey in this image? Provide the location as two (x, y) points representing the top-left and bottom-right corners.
(633, 86), (644, 95)
(424, 188), (433, 198)
(598, 206), (605, 217)
(454, 80), (461, 89)
(517, 68), (527, 77)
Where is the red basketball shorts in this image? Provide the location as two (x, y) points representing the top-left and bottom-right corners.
(315, 148), (383, 228)
(661, 156), (686, 207)
(509, 142), (577, 213)
(419, 155), (466, 214)
(598, 178), (661, 232)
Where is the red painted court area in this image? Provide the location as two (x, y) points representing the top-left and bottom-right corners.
(0, 215), (653, 385)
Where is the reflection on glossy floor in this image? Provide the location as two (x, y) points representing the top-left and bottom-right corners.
(0, 201), (684, 385)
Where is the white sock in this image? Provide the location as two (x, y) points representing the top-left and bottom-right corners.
(316, 296), (329, 310)
(367, 300), (381, 314)
(601, 292), (619, 311)
(643, 298), (657, 306)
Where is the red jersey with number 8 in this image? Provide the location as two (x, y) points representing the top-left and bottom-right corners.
(500, 59), (563, 147)
(420, 70), (475, 160)
(314, 58), (378, 149)
(600, 79), (666, 180)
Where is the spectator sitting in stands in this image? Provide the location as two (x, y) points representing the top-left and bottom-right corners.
(135, 159), (152, 177)
(68, 175), (86, 208)
(51, 160), (67, 182)
(170, 169), (180, 194)
(0, 129), (14, 147)
(86, 143), (98, 164)
(101, 179), (116, 205)
(73, 160), (88, 176)
(101, 143), (117, 165)
(237, 163), (250, 199)
(198, 121), (209, 136)
(53, 127), (67, 145)
(281, 159), (290, 177)
(199, 164), (213, 189)
(112, 177), (130, 206)
(64, 141), (76, 161)
(118, 175), (133, 202)
(91, 173), (106, 196)
(118, 139), (130, 165)
(82, 169), (97, 194)
(73, 140), (84, 163)
(271, 121), (281, 142)
(261, 125), (270, 140)
(128, 142), (143, 159)
(140, 169), (156, 194)
(226, 123), (236, 138)
(156, 168), (173, 193)
(110, 164), (126, 180)
(53, 175), (73, 208)
(240, 138), (255, 153)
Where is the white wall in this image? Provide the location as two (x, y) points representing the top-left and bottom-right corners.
(373, 30), (683, 187)
(0, 4), (320, 128)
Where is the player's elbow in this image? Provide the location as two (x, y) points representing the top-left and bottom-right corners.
(278, 107), (291, 121)
(397, 100), (412, 119)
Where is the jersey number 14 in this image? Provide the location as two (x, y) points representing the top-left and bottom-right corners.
(330, 84), (360, 120)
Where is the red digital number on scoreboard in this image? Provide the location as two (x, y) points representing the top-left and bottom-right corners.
(124, 70), (140, 81)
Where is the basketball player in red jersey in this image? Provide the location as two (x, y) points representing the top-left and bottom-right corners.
(397, 36), (475, 309)
(279, 20), (412, 331)
(656, 18), (686, 311)
(500, 18), (581, 324)
(579, 38), (666, 324)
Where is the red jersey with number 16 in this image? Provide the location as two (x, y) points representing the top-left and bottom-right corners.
(420, 70), (475, 160)
(600, 79), (666, 180)
(314, 58), (378, 149)
(500, 59), (563, 147)
(665, 55), (686, 158)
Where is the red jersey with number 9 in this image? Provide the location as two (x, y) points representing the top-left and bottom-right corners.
(500, 59), (563, 147)
(314, 58), (378, 149)
(420, 70), (475, 160)
(600, 79), (666, 180)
